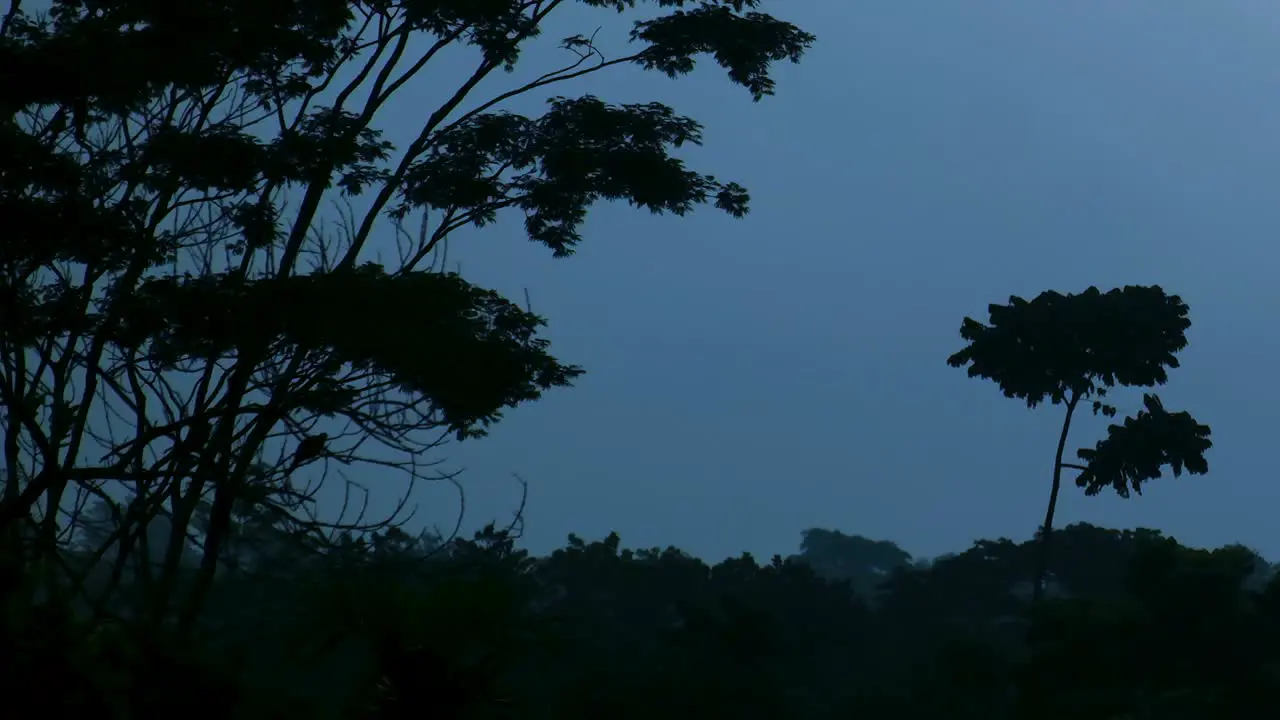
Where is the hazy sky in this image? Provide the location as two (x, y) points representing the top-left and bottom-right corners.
(356, 2), (1280, 563)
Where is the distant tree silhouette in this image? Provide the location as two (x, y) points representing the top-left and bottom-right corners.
(14, 494), (1280, 718)
(946, 285), (1212, 604)
(793, 528), (912, 598)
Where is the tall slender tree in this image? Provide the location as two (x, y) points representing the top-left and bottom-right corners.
(947, 285), (1212, 604)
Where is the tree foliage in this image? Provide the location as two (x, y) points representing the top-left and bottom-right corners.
(9, 514), (1279, 719)
(947, 285), (1191, 411)
(1075, 393), (1213, 498)
(792, 528), (911, 598)
(0, 0), (814, 636)
(947, 285), (1212, 602)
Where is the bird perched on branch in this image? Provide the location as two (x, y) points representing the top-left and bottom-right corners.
(287, 432), (329, 474)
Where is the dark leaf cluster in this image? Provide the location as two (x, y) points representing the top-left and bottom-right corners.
(947, 285), (1191, 408)
(398, 96), (749, 256)
(132, 107), (395, 197)
(627, 2), (814, 101)
(0, 122), (154, 274)
(2, 0), (354, 115)
(1074, 393), (1213, 498)
(398, 0), (541, 70)
(105, 264), (582, 434)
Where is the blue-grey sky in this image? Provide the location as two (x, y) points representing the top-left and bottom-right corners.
(363, 2), (1280, 563)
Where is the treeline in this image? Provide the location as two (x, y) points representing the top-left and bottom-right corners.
(5, 514), (1278, 719)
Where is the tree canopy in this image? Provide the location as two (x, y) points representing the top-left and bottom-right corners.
(948, 285), (1212, 603)
(12, 509), (1280, 719)
(947, 285), (1192, 410)
(0, 0), (813, 639)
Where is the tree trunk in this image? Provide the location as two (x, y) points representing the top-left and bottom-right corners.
(1032, 392), (1080, 605)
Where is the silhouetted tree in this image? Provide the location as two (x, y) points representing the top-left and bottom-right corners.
(946, 285), (1212, 604)
(793, 528), (912, 598)
(0, 0), (814, 639)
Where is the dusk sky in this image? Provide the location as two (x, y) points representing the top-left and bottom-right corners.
(358, 2), (1280, 563)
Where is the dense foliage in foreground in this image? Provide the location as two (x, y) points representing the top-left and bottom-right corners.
(4, 517), (1277, 719)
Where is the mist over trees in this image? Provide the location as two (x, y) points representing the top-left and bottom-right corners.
(1, 1), (1272, 718)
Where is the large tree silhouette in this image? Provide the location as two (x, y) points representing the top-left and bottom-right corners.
(946, 285), (1212, 604)
(0, 0), (814, 635)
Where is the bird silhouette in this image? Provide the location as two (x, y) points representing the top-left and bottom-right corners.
(287, 433), (328, 473)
